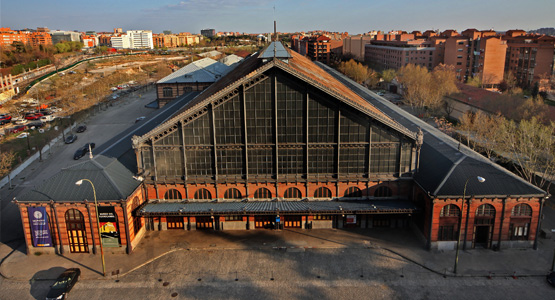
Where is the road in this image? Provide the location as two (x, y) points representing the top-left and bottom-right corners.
(1, 248), (553, 299)
(0, 88), (158, 243)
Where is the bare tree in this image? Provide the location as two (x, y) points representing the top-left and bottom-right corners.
(500, 117), (555, 190)
(0, 151), (15, 178)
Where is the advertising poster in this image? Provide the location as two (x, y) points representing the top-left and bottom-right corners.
(28, 207), (53, 247)
(98, 206), (120, 247)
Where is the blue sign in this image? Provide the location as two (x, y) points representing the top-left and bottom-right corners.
(276, 217), (281, 223)
(28, 207), (53, 247)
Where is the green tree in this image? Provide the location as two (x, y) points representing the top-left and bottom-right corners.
(381, 69), (396, 83)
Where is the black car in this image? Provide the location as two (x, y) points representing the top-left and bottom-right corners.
(547, 271), (555, 287)
(65, 134), (77, 144)
(46, 268), (80, 300)
(73, 143), (95, 160)
(76, 125), (87, 133)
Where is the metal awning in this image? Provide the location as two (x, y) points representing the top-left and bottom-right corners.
(136, 200), (419, 217)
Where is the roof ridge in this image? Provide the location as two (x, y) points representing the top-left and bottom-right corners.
(432, 155), (467, 196)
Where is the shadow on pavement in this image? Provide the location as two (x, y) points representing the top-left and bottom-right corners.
(29, 266), (66, 300)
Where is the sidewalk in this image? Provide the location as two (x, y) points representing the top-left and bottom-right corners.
(2, 228), (554, 282)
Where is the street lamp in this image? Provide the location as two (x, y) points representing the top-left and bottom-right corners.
(454, 176), (485, 274)
(75, 179), (106, 276)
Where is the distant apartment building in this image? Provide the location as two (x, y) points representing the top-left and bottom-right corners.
(0, 27), (52, 46)
(98, 34), (112, 47)
(82, 35), (99, 48)
(365, 39), (437, 71)
(292, 33), (346, 64)
(51, 30), (81, 44)
(153, 33), (200, 48)
(201, 29), (216, 38)
(359, 28), (554, 88)
(111, 34), (130, 49)
(128, 30), (154, 49)
(343, 35), (374, 60)
(503, 30), (555, 87)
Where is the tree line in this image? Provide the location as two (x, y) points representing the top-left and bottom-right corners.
(1, 41), (84, 75)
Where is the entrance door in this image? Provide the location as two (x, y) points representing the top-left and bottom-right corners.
(255, 216), (274, 229)
(284, 216), (302, 228)
(67, 229), (88, 253)
(196, 217), (213, 230)
(167, 217), (184, 229)
(65, 209), (89, 253)
(474, 225), (491, 248)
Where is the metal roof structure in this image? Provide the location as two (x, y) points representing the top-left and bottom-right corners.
(317, 62), (547, 199)
(136, 42), (417, 147)
(219, 54), (244, 66)
(157, 58), (231, 84)
(137, 200), (418, 216)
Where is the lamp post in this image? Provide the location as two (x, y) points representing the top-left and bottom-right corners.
(454, 176), (485, 274)
(75, 179), (106, 276)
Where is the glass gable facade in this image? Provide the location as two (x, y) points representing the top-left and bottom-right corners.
(141, 69), (414, 182)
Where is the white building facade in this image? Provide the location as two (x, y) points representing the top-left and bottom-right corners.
(110, 34), (130, 49)
(128, 30), (154, 49)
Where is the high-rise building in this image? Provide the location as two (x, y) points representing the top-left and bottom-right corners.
(201, 29), (216, 38)
(128, 30), (153, 49)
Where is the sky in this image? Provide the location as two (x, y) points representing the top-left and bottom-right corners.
(1, 0), (554, 35)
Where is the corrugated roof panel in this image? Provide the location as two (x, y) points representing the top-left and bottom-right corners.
(138, 200), (418, 215)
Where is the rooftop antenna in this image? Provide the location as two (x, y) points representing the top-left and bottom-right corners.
(273, 5), (277, 59)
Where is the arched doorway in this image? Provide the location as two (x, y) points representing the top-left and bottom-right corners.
(65, 209), (88, 253)
(473, 204), (495, 248)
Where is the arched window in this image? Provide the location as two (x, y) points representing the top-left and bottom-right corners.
(284, 187), (302, 199)
(224, 188), (242, 200)
(510, 203), (532, 240)
(163, 87), (173, 97)
(194, 188), (212, 200)
(254, 188), (272, 199)
(184, 86), (193, 92)
(65, 209), (88, 253)
(476, 204), (495, 216)
(314, 187), (332, 198)
(164, 189), (182, 200)
(374, 186), (392, 197)
(344, 187), (362, 198)
(511, 204), (532, 217)
(440, 204), (460, 217)
(438, 204), (460, 241)
(132, 197), (141, 210)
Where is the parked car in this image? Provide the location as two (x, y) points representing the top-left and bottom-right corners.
(547, 271), (555, 287)
(73, 143), (95, 160)
(76, 125), (87, 133)
(65, 134), (77, 144)
(0, 114), (12, 125)
(377, 92), (385, 96)
(40, 115), (57, 122)
(135, 116), (145, 123)
(6, 125), (26, 134)
(46, 268), (80, 300)
(40, 108), (53, 115)
(26, 121), (44, 129)
(25, 113), (43, 120)
(16, 132), (29, 139)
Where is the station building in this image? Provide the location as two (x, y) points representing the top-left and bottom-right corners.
(14, 42), (547, 256)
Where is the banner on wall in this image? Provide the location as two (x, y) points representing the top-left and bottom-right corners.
(98, 206), (120, 247)
(28, 207), (53, 247)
